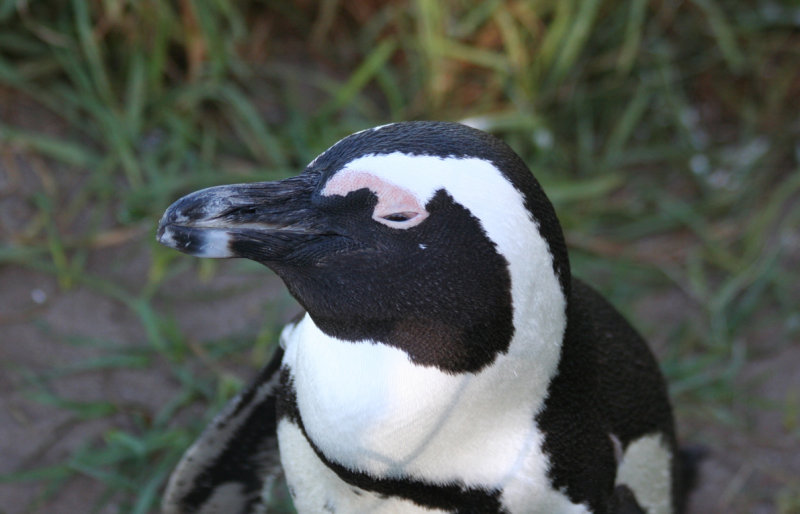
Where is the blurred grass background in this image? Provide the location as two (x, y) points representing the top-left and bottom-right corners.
(0, 0), (798, 512)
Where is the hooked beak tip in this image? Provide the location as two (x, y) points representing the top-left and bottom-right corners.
(156, 221), (235, 258)
(156, 198), (236, 258)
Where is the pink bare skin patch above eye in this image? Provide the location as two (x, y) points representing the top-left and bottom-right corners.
(322, 169), (429, 229)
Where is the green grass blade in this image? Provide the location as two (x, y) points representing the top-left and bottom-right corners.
(603, 84), (652, 165)
(124, 52), (147, 140)
(218, 84), (289, 168)
(71, 0), (114, 104)
(693, 0), (745, 72)
(0, 124), (99, 168)
(617, 0), (648, 73)
(319, 38), (397, 117)
(550, 0), (602, 83)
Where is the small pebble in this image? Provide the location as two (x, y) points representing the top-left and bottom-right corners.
(31, 288), (47, 304)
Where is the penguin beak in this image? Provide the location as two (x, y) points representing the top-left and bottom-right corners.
(157, 175), (327, 262)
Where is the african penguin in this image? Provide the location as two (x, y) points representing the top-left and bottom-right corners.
(157, 121), (690, 514)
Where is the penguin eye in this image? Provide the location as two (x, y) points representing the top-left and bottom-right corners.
(382, 212), (417, 223)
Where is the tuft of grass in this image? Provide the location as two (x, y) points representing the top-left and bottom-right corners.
(1, 1), (798, 512)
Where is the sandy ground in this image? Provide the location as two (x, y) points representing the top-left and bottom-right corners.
(0, 244), (296, 513)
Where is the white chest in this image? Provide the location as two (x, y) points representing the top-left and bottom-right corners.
(278, 315), (588, 513)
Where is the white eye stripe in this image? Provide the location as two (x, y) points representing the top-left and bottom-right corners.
(333, 154), (528, 257)
(323, 169), (429, 229)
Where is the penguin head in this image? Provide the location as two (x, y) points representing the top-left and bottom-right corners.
(158, 121), (569, 373)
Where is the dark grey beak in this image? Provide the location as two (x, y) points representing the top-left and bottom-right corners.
(157, 174), (324, 262)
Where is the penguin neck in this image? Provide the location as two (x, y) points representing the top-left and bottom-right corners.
(281, 274), (567, 486)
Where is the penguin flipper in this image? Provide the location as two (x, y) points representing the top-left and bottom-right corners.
(162, 346), (285, 514)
